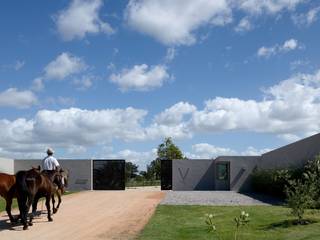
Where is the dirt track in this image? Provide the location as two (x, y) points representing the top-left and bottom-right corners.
(0, 188), (165, 240)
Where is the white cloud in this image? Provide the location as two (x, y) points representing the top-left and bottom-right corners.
(44, 52), (87, 80)
(189, 143), (236, 158)
(185, 144), (270, 159)
(110, 64), (170, 91)
(0, 88), (37, 109)
(125, 0), (305, 46)
(14, 60), (25, 71)
(257, 38), (300, 58)
(292, 6), (320, 27)
(73, 75), (94, 90)
(31, 78), (44, 92)
(234, 17), (253, 32)
(125, 0), (232, 45)
(2, 69), (320, 162)
(106, 149), (157, 170)
(164, 47), (176, 62)
(154, 102), (196, 125)
(236, 0), (304, 15)
(55, 0), (114, 41)
(190, 69), (320, 137)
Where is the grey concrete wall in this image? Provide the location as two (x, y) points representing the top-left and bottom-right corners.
(215, 156), (260, 192)
(172, 160), (215, 191)
(260, 133), (320, 170)
(14, 159), (92, 191)
(0, 157), (14, 174)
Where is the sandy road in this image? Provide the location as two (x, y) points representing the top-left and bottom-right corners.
(0, 188), (165, 240)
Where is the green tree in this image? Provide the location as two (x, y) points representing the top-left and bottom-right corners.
(125, 162), (139, 182)
(157, 137), (184, 160)
(145, 137), (184, 180)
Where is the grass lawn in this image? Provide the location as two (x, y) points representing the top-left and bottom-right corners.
(138, 205), (320, 240)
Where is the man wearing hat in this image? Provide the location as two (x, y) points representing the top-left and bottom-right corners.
(42, 148), (60, 171)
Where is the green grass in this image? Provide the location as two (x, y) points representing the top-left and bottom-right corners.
(126, 180), (161, 188)
(138, 205), (320, 240)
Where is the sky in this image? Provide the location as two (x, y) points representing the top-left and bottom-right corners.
(0, 0), (320, 170)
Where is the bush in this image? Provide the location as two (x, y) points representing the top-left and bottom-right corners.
(251, 169), (301, 198)
(285, 179), (315, 224)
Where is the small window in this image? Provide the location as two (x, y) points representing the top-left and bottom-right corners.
(217, 163), (229, 180)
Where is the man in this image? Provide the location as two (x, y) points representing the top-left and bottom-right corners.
(42, 148), (60, 171)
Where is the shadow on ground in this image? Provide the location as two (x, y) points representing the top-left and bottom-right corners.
(262, 219), (318, 230)
(242, 192), (284, 205)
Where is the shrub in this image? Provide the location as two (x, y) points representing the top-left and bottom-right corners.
(251, 169), (301, 198)
(285, 179), (315, 224)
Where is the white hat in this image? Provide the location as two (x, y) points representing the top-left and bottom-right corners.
(47, 148), (54, 155)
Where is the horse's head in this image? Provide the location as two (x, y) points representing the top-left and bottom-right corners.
(52, 171), (64, 191)
(59, 168), (69, 189)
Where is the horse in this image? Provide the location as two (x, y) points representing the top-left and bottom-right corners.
(52, 168), (69, 214)
(0, 172), (17, 223)
(15, 167), (63, 230)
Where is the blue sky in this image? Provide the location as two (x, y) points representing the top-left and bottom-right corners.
(1, 0), (320, 169)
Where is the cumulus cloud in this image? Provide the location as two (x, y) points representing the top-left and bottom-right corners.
(292, 6), (320, 27)
(73, 75), (94, 90)
(154, 102), (196, 125)
(257, 38), (300, 58)
(0, 88), (38, 109)
(236, 0), (304, 15)
(2, 69), (320, 162)
(125, 0), (304, 45)
(234, 17), (253, 32)
(55, 0), (114, 41)
(125, 0), (232, 45)
(110, 64), (170, 91)
(106, 149), (157, 170)
(44, 52), (87, 80)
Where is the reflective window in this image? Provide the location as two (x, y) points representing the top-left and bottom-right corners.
(217, 163), (229, 180)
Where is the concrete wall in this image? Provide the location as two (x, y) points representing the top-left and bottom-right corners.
(0, 157), (14, 174)
(215, 156), (260, 192)
(172, 160), (215, 191)
(14, 159), (92, 191)
(260, 133), (320, 170)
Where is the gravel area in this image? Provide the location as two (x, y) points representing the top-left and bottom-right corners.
(161, 191), (282, 206)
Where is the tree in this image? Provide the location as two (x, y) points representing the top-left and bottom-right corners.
(145, 137), (184, 180)
(125, 162), (139, 182)
(157, 137), (184, 160)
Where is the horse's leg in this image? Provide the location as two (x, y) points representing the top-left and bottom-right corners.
(46, 195), (53, 222)
(5, 196), (15, 223)
(31, 195), (40, 224)
(52, 193), (56, 214)
(26, 193), (34, 226)
(17, 195), (28, 230)
(56, 190), (62, 213)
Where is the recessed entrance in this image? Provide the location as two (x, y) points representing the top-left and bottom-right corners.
(215, 162), (230, 190)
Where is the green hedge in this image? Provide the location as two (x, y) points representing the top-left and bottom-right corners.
(251, 168), (303, 199)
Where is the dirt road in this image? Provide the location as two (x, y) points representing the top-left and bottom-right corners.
(0, 188), (165, 240)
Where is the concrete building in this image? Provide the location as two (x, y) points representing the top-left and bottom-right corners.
(171, 133), (320, 192)
(0, 159), (125, 191)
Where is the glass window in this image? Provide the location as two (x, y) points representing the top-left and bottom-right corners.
(217, 163), (229, 180)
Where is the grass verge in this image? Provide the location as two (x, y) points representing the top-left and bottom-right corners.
(138, 205), (320, 240)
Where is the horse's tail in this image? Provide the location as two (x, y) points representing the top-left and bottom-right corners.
(16, 171), (29, 194)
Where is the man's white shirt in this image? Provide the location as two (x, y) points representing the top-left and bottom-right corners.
(42, 156), (60, 170)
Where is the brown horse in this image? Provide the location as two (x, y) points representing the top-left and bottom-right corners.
(0, 172), (17, 223)
(16, 167), (63, 230)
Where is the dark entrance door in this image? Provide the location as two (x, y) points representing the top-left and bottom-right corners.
(161, 160), (172, 190)
(215, 162), (230, 190)
(93, 160), (125, 190)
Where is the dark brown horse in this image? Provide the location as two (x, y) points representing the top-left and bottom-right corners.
(0, 172), (17, 223)
(16, 167), (63, 230)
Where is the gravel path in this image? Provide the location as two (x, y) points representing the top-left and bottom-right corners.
(161, 191), (281, 206)
(0, 189), (165, 240)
